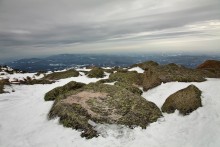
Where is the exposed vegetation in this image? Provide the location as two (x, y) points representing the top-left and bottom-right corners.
(43, 69), (79, 80)
(87, 67), (105, 78)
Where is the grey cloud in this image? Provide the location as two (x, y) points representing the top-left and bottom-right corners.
(0, 0), (220, 60)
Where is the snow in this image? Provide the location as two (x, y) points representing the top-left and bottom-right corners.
(104, 81), (116, 85)
(128, 67), (144, 73)
(0, 71), (220, 147)
(75, 68), (91, 72)
(0, 72), (36, 81)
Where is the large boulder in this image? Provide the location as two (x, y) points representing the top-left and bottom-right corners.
(43, 69), (79, 80)
(143, 63), (207, 91)
(47, 82), (162, 139)
(161, 85), (202, 115)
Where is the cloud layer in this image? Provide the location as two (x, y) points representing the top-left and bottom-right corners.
(0, 0), (220, 61)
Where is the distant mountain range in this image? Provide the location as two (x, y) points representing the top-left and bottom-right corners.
(3, 54), (220, 72)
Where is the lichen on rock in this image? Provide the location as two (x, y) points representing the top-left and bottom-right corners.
(142, 63), (207, 91)
(108, 71), (144, 86)
(46, 82), (162, 139)
(161, 84), (202, 115)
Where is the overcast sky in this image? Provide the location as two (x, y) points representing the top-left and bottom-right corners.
(0, 0), (220, 61)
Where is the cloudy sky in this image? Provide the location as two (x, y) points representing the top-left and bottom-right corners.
(0, 0), (220, 61)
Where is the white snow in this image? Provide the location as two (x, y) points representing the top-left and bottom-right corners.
(0, 72), (36, 81)
(0, 72), (220, 147)
(128, 67), (144, 73)
(104, 81), (117, 85)
(75, 68), (91, 72)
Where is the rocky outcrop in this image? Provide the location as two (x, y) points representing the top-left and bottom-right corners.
(87, 67), (105, 78)
(43, 69), (79, 80)
(131, 61), (159, 70)
(161, 85), (202, 115)
(197, 60), (220, 69)
(47, 82), (162, 139)
(108, 71), (144, 86)
(143, 63), (208, 91)
(197, 60), (220, 78)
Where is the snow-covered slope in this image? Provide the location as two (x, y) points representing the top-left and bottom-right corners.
(0, 72), (220, 147)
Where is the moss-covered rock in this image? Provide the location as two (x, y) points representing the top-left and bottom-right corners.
(161, 85), (202, 115)
(87, 67), (105, 78)
(44, 81), (85, 101)
(142, 64), (207, 91)
(114, 82), (143, 95)
(108, 71), (144, 86)
(47, 82), (162, 139)
(43, 69), (79, 80)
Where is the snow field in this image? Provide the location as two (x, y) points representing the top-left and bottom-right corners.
(0, 70), (220, 147)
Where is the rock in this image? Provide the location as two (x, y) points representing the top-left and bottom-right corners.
(131, 61), (159, 70)
(44, 81), (85, 101)
(87, 67), (105, 78)
(47, 82), (162, 139)
(43, 69), (79, 80)
(197, 60), (220, 78)
(142, 69), (162, 91)
(161, 85), (202, 115)
(143, 63), (207, 91)
(108, 71), (144, 86)
(0, 79), (10, 94)
(197, 60), (220, 69)
(0, 81), (5, 94)
(19, 78), (54, 85)
(114, 82), (143, 95)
